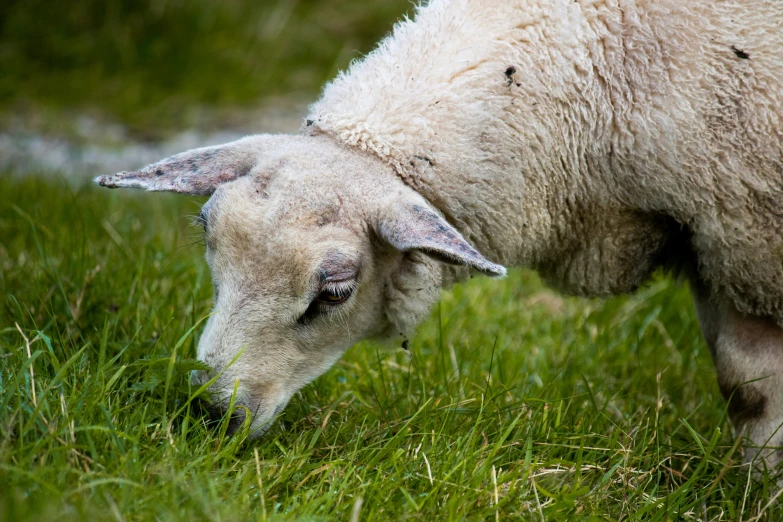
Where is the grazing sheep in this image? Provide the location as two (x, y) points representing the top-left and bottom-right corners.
(97, 0), (783, 467)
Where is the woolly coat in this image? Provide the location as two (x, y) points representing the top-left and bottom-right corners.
(306, 0), (783, 323)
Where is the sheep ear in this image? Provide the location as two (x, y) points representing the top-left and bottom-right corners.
(94, 135), (271, 195)
(375, 199), (506, 277)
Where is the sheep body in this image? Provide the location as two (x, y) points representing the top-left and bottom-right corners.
(96, 0), (783, 464)
(308, 0), (783, 320)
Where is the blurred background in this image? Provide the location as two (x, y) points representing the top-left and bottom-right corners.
(0, 0), (411, 175)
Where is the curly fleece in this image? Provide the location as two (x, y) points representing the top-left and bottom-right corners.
(308, 0), (783, 321)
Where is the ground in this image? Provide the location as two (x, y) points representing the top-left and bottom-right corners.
(1, 175), (781, 520)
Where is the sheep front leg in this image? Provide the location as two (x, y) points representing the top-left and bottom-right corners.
(692, 281), (783, 470)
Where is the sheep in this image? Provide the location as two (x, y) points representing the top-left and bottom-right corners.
(96, 0), (783, 468)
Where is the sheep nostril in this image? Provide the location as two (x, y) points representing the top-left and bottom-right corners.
(202, 402), (225, 423)
(197, 400), (247, 435)
(225, 408), (247, 436)
(190, 369), (215, 389)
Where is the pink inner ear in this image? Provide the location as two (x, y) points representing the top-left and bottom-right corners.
(94, 135), (273, 196)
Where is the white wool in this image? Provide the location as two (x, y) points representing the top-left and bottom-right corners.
(309, 0), (783, 319)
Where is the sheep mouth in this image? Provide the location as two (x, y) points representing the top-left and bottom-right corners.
(193, 396), (286, 438)
(190, 396), (252, 436)
(221, 407), (248, 436)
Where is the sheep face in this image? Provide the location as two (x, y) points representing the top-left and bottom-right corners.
(96, 134), (505, 435)
(192, 175), (389, 434)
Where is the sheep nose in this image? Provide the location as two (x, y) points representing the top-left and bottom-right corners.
(189, 371), (248, 435)
(202, 402), (247, 436)
(190, 369), (214, 390)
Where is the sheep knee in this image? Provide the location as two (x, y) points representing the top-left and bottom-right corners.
(692, 280), (783, 471)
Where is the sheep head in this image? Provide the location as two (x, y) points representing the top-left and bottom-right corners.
(96, 134), (505, 436)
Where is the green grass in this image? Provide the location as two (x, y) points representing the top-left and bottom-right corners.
(4, 1), (781, 518)
(1, 175), (781, 520)
(0, 0), (411, 138)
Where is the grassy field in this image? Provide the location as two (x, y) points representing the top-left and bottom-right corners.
(2, 0), (782, 519)
(1, 175), (781, 520)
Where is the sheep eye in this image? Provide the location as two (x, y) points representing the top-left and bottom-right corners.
(195, 209), (208, 231)
(316, 287), (352, 305)
(297, 284), (354, 325)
